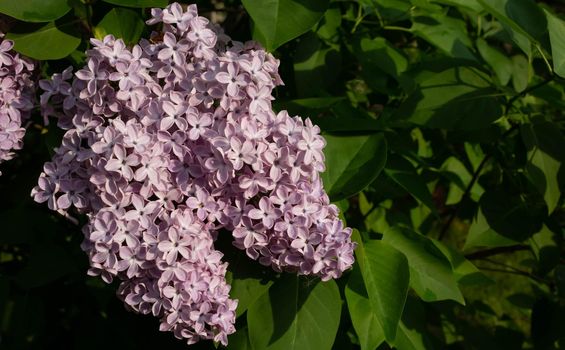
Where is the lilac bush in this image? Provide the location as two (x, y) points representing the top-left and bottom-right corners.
(0, 33), (35, 175)
(32, 2), (355, 346)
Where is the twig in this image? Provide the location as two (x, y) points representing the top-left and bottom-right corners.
(438, 154), (491, 241)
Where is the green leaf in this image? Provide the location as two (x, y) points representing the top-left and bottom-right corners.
(521, 123), (562, 214)
(530, 225), (560, 275)
(6, 21), (81, 60)
(431, 0), (483, 12)
(345, 267), (386, 350)
(384, 155), (436, 213)
(511, 55), (530, 93)
(321, 133), (387, 201)
(477, 0), (549, 51)
(242, 0), (330, 51)
(394, 297), (437, 350)
(354, 37), (408, 79)
(94, 8), (145, 45)
(411, 14), (476, 60)
(479, 188), (546, 242)
(247, 275), (341, 350)
(228, 326), (253, 350)
(441, 156), (484, 204)
(359, 240), (409, 342)
(383, 226), (465, 304)
(0, 0), (70, 22)
(476, 38), (512, 86)
(294, 33), (340, 96)
(464, 207), (519, 249)
(396, 65), (503, 130)
(433, 240), (492, 286)
(545, 11), (565, 79)
(102, 0), (168, 8)
(229, 270), (274, 318)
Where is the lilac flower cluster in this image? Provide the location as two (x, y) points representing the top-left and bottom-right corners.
(0, 33), (35, 175)
(32, 2), (355, 346)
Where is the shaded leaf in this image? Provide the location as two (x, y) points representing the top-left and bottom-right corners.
(6, 21), (81, 60)
(247, 275), (341, 350)
(95, 8), (145, 45)
(480, 188), (546, 242)
(464, 207), (519, 249)
(0, 0), (70, 22)
(345, 267), (386, 350)
(478, 0), (549, 50)
(294, 32), (340, 96)
(383, 226), (464, 304)
(396, 65), (503, 130)
(242, 0), (330, 51)
(476, 38), (512, 86)
(546, 10), (565, 78)
(411, 14), (475, 60)
(354, 37), (408, 79)
(359, 240), (409, 342)
(102, 0), (168, 7)
(321, 133), (387, 201)
(521, 123), (562, 214)
(384, 155), (436, 213)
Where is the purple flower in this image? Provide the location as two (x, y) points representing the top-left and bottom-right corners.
(32, 3), (355, 346)
(0, 34), (36, 173)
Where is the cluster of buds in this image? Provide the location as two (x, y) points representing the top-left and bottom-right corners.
(32, 3), (354, 346)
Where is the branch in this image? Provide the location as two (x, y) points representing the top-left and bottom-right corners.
(465, 245), (530, 260)
(438, 154), (491, 241)
(438, 124), (520, 241)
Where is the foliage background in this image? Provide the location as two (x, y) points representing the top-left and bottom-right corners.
(1, 0), (565, 349)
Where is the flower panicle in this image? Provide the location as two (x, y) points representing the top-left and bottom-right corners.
(32, 2), (355, 346)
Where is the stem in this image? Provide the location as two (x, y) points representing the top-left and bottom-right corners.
(504, 77), (555, 115)
(382, 25), (412, 32)
(476, 266), (551, 285)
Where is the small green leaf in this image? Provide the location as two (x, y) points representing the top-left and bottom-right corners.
(360, 240), (409, 342)
(396, 65), (503, 130)
(242, 0), (330, 51)
(476, 38), (512, 86)
(95, 8), (145, 45)
(6, 21), (81, 60)
(384, 155), (436, 213)
(546, 10), (565, 79)
(478, 0), (549, 51)
(0, 0), (71, 22)
(321, 133), (387, 201)
(354, 37), (408, 79)
(345, 267), (386, 350)
(521, 123), (562, 214)
(383, 226), (465, 304)
(294, 32), (340, 96)
(511, 55), (530, 93)
(247, 275), (341, 350)
(411, 14), (475, 60)
(102, 0), (168, 8)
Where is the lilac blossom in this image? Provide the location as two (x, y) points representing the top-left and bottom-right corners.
(33, 3), (355, 347)
(0, 33), (36, 175)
